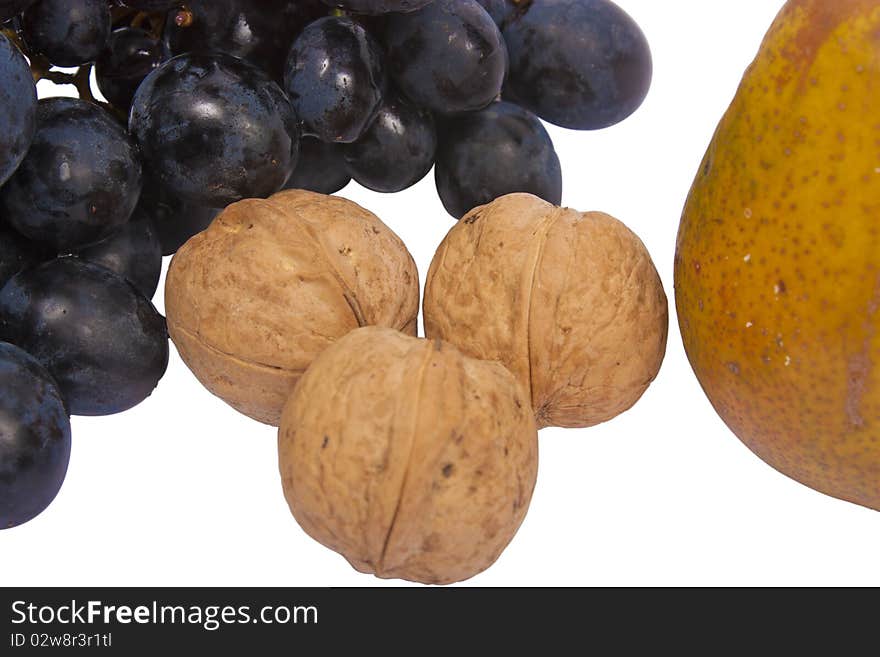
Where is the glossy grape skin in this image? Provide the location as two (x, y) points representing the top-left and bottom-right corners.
(0, 98), (142, 252)
(130, 53), (300, 208)
(0, 34), (36, 188)
(284, 137), (350, 195)
(164, 0), (326, 81)
(385, 0), (507, 115)
(120, 0), (180, 10)
(435, 101), (562, 219)
(503, 0), (652, 130)
(20, 0), (110, 67)
(344, 92), (436, 193)
(0, 258), (169, 417)
(0, 342), (71, 530)
(284, 16), (386, 144)
(76, 208), (162, 299)
(0, 0), (37, 23)
(0, 220), (48, 289)
(137, 180), (218, 256)
(95, 28), (169, 114)
(320, 0), (432, 14)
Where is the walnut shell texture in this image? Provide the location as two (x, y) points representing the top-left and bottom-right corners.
(278, 327), (538, 585)
(166, 190), (419, 426)
(425, 193), (668, 429)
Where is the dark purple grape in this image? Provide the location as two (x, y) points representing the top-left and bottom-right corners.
(0, 341), (71, 530)
(0, 219), (49, 288)
(164, 0), (326, 81)
(76, 207), (162, 299)
(0, 98), (142, 252)
(95, 27), (169, 114)
(120, 1), (180, 10)
(435, 101), (562, 219)
(137, 179), (219, 255)
(320, 0), (432, 14)
(283, 16), (386, 144)
(344, 92), (436, 193)
(503, 0), (652, 130)
(385, 0), (507, 115)
(474, 0), (513, 27)
(130, 53), (299, 207)
(284, 137), (350, 195)
(0, 258), (169, 416)
(20, 0), (110, 67)
(0, 34), (37, 188)
(0, 0), (37, 23)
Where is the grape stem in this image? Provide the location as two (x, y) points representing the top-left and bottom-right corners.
(174, 8), (193, 29)
(130, 12), (149, 30)
(2, 10), (170, 120)
(1, 26), (24, 55)
(111, 6), (138, 25)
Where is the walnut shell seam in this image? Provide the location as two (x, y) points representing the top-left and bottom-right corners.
(374, 339), (436, 573)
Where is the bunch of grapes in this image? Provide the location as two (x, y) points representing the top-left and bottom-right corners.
(0, 0), (652, 529)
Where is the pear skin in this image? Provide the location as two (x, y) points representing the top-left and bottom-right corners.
(675, 0), (880, 510)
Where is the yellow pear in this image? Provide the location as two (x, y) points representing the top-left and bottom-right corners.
(675, 0), (880, 510)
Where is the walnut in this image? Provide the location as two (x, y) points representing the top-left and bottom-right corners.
(278, 327), (538, 585)
(425, 193), (668, 429)
(165, 190), (419, 425)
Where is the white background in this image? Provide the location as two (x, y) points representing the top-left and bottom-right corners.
(5, 0), (879, 587)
